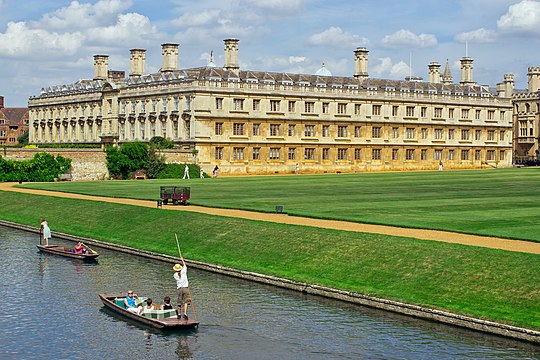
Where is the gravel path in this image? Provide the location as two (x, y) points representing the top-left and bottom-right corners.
(2, 182), (540, 255)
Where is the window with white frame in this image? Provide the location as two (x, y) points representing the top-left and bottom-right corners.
(420, 107), (427, 117)
(253, 99), (260, 111)
(338, 103), (347, 114)
(434, 108), (442, 118)
(488, 110), (495, 120)
(372, 126), (381, 138)
(392, 127), (399, 139)
(421, 128), (428, 139)
(372, 148), (381, 160)
(372, 105), (381, 116)
(322, 102), (329, 114)
(434, 128), (443, 140)
(475, 130), (481, 140)
(461, 149), (469, 160)
(215, 147), (223, 160)
(288, 148), (295, 160)
(269, 148), (280, 160)
(253, 147), (260, 160)
(354, 104), (361, 115)
(355, 126), (361, 138)
(270, 100), (280, 112)
(322, 148), (329, 160)
(215, 122), (223, 135)
(448, 129), (455, 139)
(448, 108), (454, 118)
(500, 150), (505, 160)
(406, 106), (415, 117)
(434, 149), (442, 160)
(355, 148), (361, 160)
(215, 97), (222, 109)
(487, 150), (495, 160)
(475, 150), (481, 160)
(392, 106), (399, 117)
(421, 149), (427, 160)
(487, 130), (495, 141)
(449, 149), (454, 160)
(499, 130), (505, 141)
(288, 124), (295, 136)
(322, 125), (329, 137)
(392, 149), (399, 160)
(233, 98), (244, 110)
(288, 101), (296, 112)
(461, 109), (469, 119)
(461, 129), (469, 140)
(406, 128), (415, 139)
(252, 123), (260, 136)
(304, 102), (315, 113)
(475, 110), (481, 119)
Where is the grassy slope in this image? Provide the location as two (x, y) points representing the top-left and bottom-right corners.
(20, 168), (540, 242)
(1, 190), (539, 330)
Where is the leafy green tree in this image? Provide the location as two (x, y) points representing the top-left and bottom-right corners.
(17, 131), (29, 146)
(146, 145), (166, 179)
(0, 152), (71, 182)
(149, 136), (174, 149)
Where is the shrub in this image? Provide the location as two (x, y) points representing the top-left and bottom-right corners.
(0, 152), (72, 182)
(149, 136), (174, 149)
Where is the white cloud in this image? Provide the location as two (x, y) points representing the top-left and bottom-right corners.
(381, 29), (437, 48)
(372, 57), (411, 79)
(243, 0), (303, 12)
(497, 0), (540, 35)
(308, 27), (370, 48)
(455, 28), (497, 43)
(86, 13), (160, 45)
(0, 21), (84, 57)
(171, 9), (221, 27)
(37, 0), (133, 30)
(288, 56), (305, 64)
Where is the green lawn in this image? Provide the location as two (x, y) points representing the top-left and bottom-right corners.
(20, 168), (540, 242)
(1, 190), (539, 330)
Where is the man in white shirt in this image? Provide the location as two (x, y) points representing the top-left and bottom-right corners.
(173, 257), (191, 320)
(183, 164), (190, 179)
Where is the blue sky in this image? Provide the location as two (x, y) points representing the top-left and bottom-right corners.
(0, 0), (539, 106)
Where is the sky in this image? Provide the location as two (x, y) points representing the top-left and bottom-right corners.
(1, 0), (539, 107)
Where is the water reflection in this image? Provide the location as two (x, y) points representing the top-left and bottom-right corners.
(1, 225), (539, 360)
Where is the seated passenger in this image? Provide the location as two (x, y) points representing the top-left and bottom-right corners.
(139, 297), (157, 315)
(124, 291), (139, 313)
(73, 242), (86, 254)
(160, 296), (173, 310)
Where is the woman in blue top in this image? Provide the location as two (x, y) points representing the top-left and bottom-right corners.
(123, 290), (139, 313)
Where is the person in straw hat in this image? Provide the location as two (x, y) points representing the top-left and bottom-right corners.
(173, 255), (191, 320)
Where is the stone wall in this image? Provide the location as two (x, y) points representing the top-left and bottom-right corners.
(3, 148), (194, 181)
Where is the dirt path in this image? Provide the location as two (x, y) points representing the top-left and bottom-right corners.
(2, 182), (540, 255)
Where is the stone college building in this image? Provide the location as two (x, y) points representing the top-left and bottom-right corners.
(28, 39), (515, 175)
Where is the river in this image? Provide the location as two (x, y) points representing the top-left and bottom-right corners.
(1, 226), (538, 359)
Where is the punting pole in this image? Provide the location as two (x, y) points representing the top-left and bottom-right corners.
(175, 233), (198, 322)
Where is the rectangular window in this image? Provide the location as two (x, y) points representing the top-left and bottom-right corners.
(406, 149), (415, 160)
(421, 149), (427, 160)
(252, 123), (260, 136)
(288, 148), (296, 160)
(448, 108), (454, 119)
(488, 110), (495, 120)
(487, 150), (495, 161)
(499, 130), (505, 141)
(288, 124), (295, 137)
(337, 148), (347, 160)
(337, 126), (347, 138)
(322, 102), (329, 114)
(270, 100), (280, 112)
(475, 150), (481, 160)
(215, 147), (223, 160)
(372, 126), (381, 138)
(500, 150), (505, 161)
(372, 105), (381, 116)
(475, 110), (481, 120)
(421, 128), (428, 139)
(233, 123), (244, 136)
(372, 149), (381, 160)
(461, 149), (469, 160)
(253, 99), (260, 111)
(270, 124), (280, 136)
(406, 106), (415, 117)
(215, 122), (223, 135)
(355, 148), (361, 160)
(392, 127), (399, 139)
(338, 103), (347, 114)
(449, 149), (455, 160)
(500, 111), (505, 121)
(448, 129), (455, 140)
(421, 107), (427, 117)
(355, 126), (361, 138)
(322, 148), (330, 160)
(392, 106), (399, 117)
(354, 104), (361, 115)
(322, 125), (329, 137)
(434, 129), (443, 140)
(288, 101), (296, 113)
(487, 130), (495, 141)
(461, 109), (469, 119)
(434, 149), (442, 160)
(305, 125), (315, 137)
(519, 121), (527, 136)
(434, 108), (442, 118)
(475, 130), (481, 140)
(406, 128), (415, 139)
(162, 98), (167, 112)
(461, 129), (469, 140)
(304, 102), (315, 113)
(269, 148), (280, 160)
(233, 98), (244, 111)
(305, 148), (315, 160)
(233, 147), (244, 160)
(392, 149), (399, 160)
(253, 147), (260, 160)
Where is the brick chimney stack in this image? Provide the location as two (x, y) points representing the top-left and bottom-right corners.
(0, 95), (4, 109)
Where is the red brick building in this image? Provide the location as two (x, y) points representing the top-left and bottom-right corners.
(0, 96), (29, 146)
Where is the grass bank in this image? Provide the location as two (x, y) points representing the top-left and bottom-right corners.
(1, 190), (539, 330)
(21, 168), (540, 242)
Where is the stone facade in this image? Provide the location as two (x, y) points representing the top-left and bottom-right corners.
(28, 39), (514, 175)
(512, 67), (540, 162)
(0, 96), (29, 146)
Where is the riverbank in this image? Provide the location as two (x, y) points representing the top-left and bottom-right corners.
(1, 190), (540, 343)
(2, 218), (539, 344)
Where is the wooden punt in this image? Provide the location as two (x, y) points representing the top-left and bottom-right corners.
(98, 294), (199, 330)
(37, 244), (99, 260)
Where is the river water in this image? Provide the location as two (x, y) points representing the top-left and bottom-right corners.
(1, 226), (539, 359)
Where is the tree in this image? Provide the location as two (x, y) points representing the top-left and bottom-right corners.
(17, 131), (29, 146)
(149, 136), (174, 149)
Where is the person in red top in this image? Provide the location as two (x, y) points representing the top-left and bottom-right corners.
(73, 242), (85, 254)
